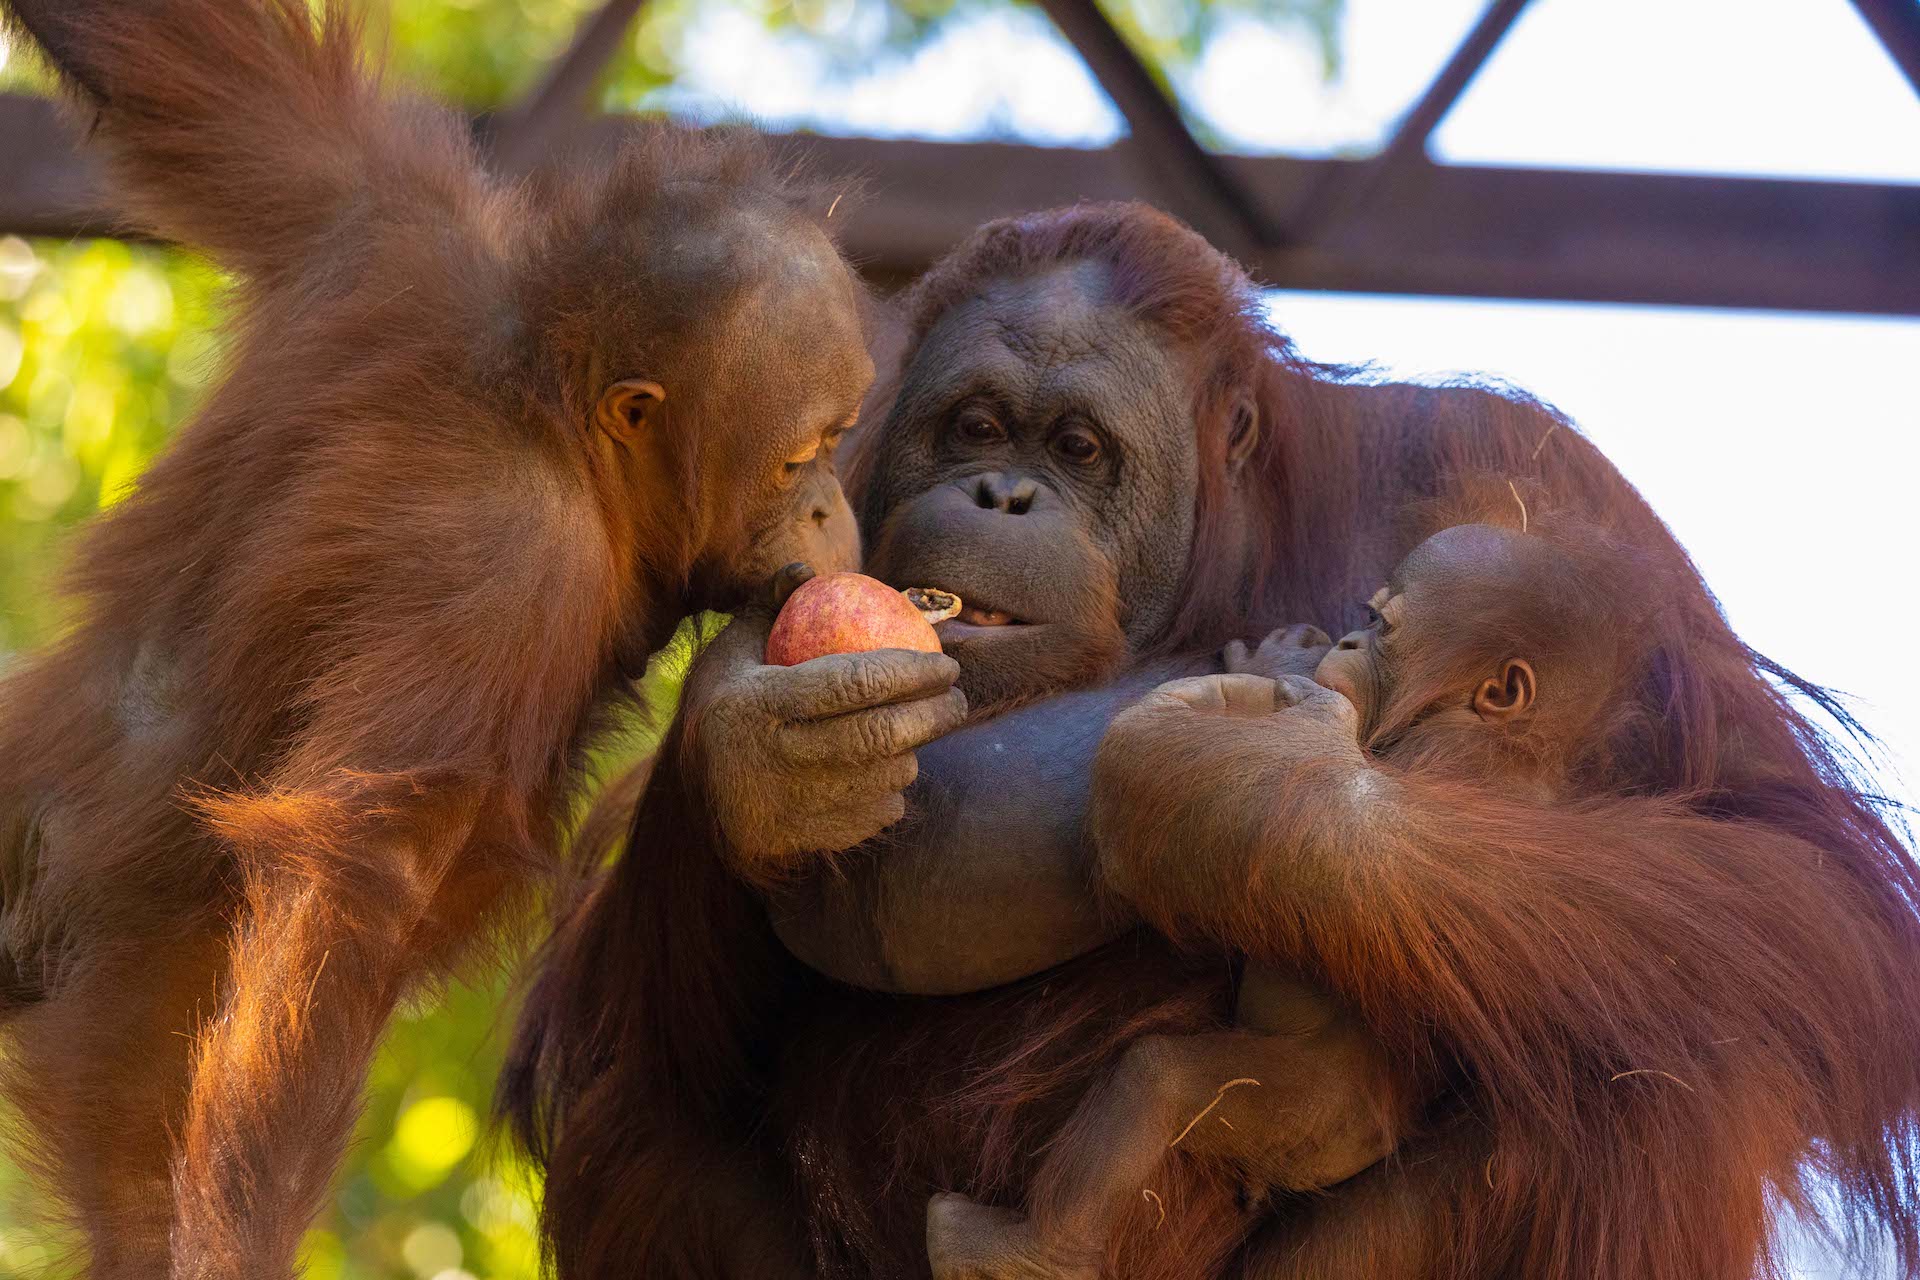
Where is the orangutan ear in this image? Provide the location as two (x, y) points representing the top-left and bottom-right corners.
(1226, 395), (1260, 473)
(1473, 659), (1536, 723)
(596, 379), (666, 443)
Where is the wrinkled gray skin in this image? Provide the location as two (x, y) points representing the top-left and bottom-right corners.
(761, 658), (1200, 992)
(858, 262), (1202, 677)
(758, 623), (1331, 993)
(685, 261), (1278, 993)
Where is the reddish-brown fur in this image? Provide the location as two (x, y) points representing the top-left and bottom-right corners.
(1073, 509), (1920, 1279)
(508, 204), (1920, 1280)
(0, 1), (865, 1275)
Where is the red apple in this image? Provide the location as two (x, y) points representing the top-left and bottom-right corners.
(765, 573), (954, 666)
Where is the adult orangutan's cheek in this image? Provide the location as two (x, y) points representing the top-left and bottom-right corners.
(1113, 476), (1194, 648)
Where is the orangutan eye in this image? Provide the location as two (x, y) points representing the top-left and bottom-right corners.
(1052, 428), (1101, 464)
(1363, 603), (1392, 635)
(954, 409), (1003, 444)
(783, 439), (820, 476)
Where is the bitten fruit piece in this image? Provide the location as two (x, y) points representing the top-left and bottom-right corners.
(765, 573), (954, 665)
(903, 587), (962, 625)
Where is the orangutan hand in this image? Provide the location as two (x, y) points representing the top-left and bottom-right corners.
(681, 586), (967, 867)
(1223, 623), (1332, 681)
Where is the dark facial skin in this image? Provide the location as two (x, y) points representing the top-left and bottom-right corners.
(858, 261), (1203, 711)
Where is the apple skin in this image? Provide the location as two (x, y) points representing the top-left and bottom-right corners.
(765, 572), (944, 666)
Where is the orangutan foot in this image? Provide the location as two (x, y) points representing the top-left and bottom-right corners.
(926, 1192), (1103, 1280)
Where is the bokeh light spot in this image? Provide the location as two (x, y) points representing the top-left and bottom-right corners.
(63, 379), (117, 451)
(298, 1228), (346, 1280)
(106, 265), (175, 336)
(0, 236), (36, 302)
(21, 452), (77, 515)
(384, 1095), (478, 1193)
(0, 415), (29, 480)
(401, 1220), (463, 1277)
(0, 326), (20, 392)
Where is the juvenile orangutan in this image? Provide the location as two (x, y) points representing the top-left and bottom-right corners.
(0, 2), (961, 1276)
(925, 516), (1920, 1280)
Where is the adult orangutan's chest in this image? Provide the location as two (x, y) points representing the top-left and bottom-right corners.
(770, 942), (1237, 1279)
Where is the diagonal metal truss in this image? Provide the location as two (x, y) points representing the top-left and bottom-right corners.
(486, 0), (649, 172)
(1849, 0), (1920, 101)
(1030, 0), (1278, 256)
(1292, 0), (1528, 238)
(3, 0), (1918, 315)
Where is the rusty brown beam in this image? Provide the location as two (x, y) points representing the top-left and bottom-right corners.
(6, 94), (1919, 316)
(0, 97), (119, 239)
(1376, 0), (1532, 167)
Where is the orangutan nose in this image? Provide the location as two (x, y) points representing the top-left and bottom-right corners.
(971, 472), (1039, 515)
(1334, 631), (1368, 651)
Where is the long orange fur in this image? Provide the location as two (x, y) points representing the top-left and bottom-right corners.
(0, 0), (860, 1274)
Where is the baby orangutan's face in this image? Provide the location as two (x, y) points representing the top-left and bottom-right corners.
(1314, 582), (1402, 732)
(1315, 524), (1539, 739)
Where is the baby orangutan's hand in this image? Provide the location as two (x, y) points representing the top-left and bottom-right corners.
(1223, 623), (1332, 681)
(1146, 672), (1361, 739)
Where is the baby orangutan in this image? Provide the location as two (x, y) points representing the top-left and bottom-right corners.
(928, 518), (1920, 1280)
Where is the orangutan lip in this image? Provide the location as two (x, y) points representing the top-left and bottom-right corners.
(935, 616), (1042, 643)
(910, 582), (1030, 627)
(957, 604), (1021, 627)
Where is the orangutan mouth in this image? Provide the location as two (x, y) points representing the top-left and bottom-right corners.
(903, 585), (1025, 627)
(957, 604), (1021, 626)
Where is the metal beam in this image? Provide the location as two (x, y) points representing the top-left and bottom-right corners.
(1031, 0), (1273, 255)
(1848, 0), (1920, 102)
(488, 0), (649, 172)
(0, 97), (120, 239)
(6, 94), (1918, 316)
(1257, 157), (1920, 315)
(1376, 0), (1532, 166)
(1297, 0), (1531, 238)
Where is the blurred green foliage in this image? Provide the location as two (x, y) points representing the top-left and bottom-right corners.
(0, 239), (223, 654)
(0, 1), (1339, 1275)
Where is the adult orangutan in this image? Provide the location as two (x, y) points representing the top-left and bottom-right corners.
(924, 514), (1920, 1280)
(504, 203), (1920, 1279)
(0, 0), (899, 1275)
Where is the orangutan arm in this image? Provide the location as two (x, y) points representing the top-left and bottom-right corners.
(751, 628), (1322, 994)
(1089, 674), (1920, 1137)
(500, 724), (816, 1278)
(763, 656), (1217, 994)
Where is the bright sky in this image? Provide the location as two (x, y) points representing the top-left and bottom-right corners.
(660, 13), (1920, 1267)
